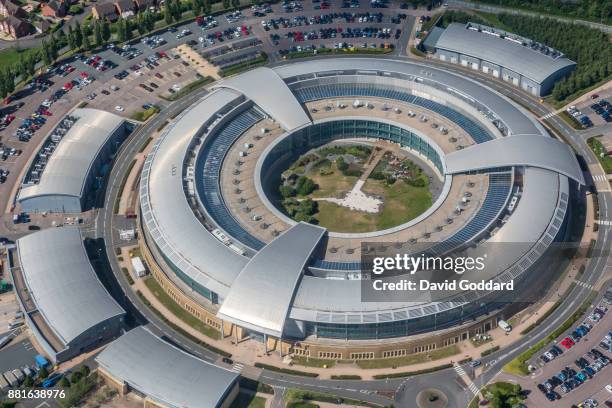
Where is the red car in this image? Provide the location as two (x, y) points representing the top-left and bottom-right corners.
(561, 337), (575, 349)
(80, 71), (89, 78)
(63, 82), (73, 90)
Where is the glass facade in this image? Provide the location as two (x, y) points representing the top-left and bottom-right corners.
(263, 119), (444, 177)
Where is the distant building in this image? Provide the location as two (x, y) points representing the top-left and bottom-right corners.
(0, 15), (32, 38)
(133, 0), (153, 11)
(92, 2), (117, 20)
(114, 0), (134, 18)
(41, 0), (66, 17)
(424, 22), (576, 96)
(0, 0), (26, 17)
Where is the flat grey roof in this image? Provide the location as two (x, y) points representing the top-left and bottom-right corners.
(18, 109), (124, 204)
(218, 222), (326, 337)
(96, 326), (238, 408)
(141, 89), (248, 299)
(435, 23), (576, 84)
(445, 134), (585, 184)
(215, 67), (312, 131)
(17, 227), (125, 347)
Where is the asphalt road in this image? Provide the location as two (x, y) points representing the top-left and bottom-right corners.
(92, 55), (612, 408)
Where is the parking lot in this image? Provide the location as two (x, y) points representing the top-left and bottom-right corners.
(519, 290), (612, 407)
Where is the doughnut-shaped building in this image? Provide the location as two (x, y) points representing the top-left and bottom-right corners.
(139, 58), (583, 356)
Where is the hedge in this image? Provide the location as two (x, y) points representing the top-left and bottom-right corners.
(254, 363), (319, 378)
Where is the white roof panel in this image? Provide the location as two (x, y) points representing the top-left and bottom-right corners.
(96, 326), (238, 408)
(17, 227), (125, 346)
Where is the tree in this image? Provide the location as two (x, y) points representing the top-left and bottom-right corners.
(164, 0), (173, 24)
(38, 366), (49, 379)
(67, 25), (77, 50)
(22, 376), (33, 387)
(41, 39), (52, 66)
(79, 365), (90, 377)
(94, 20), (103, 47)
(202, 0), (211, 14)
(70, 371), (82, 384)
(279, 185), (295, 198)
(171, 0), (182, 22)
(295, 176), (316, 196)
(59, 377), (70, 387)
(222, 0), (230, 9)
(81, 26), (91, 51)
(74, 21), (83, 48)
(4, 68), (14, 94)
(231, 0), (239, 9)
(102, 18), (111, 42)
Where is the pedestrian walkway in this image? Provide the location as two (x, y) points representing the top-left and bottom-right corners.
(540, 111), (558, 120)
(454, 363), (480, 396)
(593, 174), (608, 182)
(231, 362), (244, 373)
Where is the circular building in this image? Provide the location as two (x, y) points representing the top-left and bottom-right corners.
(138, 58), (583, 359)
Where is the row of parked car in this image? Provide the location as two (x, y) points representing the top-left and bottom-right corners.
(538, 347), (610, 401)
(567, 105), (593, 128)
(590, 98), (611, 123)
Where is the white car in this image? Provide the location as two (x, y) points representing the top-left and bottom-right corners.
(114, 105), (124, 112)
(172, 84), (181, 91)
(41, 100), (52, 107)
(605, 384), (612, 393)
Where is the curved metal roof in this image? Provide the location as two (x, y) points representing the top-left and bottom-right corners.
(141, 89), (248, 298)
(214, 67), (312, 131)
(142, 58), (578, 327)
(18, 109), (124, 203)
(96, 326), (238, 408)
(272, 58), (546, 136)
(218, 222), (326, 337)
(435, 23), (576, 84)
(445, 134), (585, 184)
(17, 227), (125, 346)
(289, 168), (567, 319)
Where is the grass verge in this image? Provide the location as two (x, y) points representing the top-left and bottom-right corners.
(284, 46), (393, 60)
(219, 53), (269, 77)
(160, 76), (212, 101)
(230, 393), (266, 408)
(284, 389), (382, 408)
(373, 363), (453, 379)
(331, 375), (362, 380)
(120, 267), (134, 285)
(135, 289), (230, 357)
(254, 363), (318, 378)
(113, 159), (136, 214)
(357, 345), (459, 369)
(558, 111), (584, 130)
(143, 277), (220, 340)
(587, 136), (612, 174)
(291, 356), (335, 368)
(130, 106), (160, 122)
(504, 290), (597, 376)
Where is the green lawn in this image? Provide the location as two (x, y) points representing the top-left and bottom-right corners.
(160, 77), (212, 101)
(0, 47), (40, 73)
(230, 393), (266, 408)
(130, 106), (160, 122)
(587, 136), (612, 174)
(143, 277), (220, 340)
(290, 151), (432, 233)
(291, 356), (335, 368)
(357, 345), (460, 369)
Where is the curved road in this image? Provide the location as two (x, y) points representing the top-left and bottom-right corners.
(96, 56), (612, 408)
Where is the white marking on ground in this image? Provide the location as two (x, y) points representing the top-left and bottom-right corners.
(315, 180), (382, 213)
